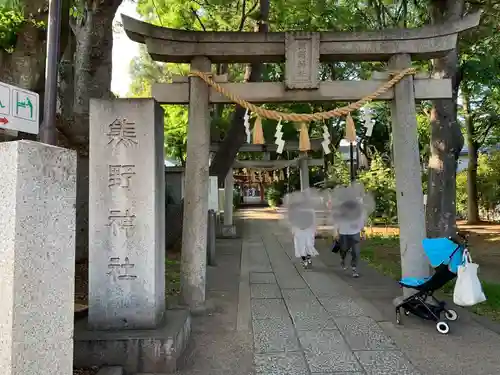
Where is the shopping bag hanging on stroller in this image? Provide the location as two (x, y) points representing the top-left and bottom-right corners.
(393, 234), (467, 334)
(453, 250), (486, 307)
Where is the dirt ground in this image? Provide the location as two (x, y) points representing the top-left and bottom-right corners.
(364, 221), (500, 284)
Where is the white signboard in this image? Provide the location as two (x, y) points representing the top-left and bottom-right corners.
(208, 176), (219, 212)
(0, 82), (39, 134)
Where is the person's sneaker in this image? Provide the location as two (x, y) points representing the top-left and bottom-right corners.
(352, 268), (360, 278)
(307, 257), (312, 265)
(340, 260), (347, 270)
(302, 259), (309, 268)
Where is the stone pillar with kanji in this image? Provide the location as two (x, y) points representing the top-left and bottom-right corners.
(88, 98), (166, 330)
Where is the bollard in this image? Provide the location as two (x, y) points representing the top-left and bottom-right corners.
(207, 209), (217, 266)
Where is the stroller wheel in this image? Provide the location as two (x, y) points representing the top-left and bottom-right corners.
(436, 321), (450, 334)
(444, 309), (458, 321)
(396, 309), (402, 325)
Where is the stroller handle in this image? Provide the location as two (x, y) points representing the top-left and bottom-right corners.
(449, 232), (469, 246)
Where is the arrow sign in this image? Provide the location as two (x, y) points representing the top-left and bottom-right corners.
(0, 83), (39, 134)
(16, 94), (34, 119)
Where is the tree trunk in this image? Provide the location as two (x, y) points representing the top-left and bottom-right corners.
(67, 0), (123, 261)
(0, 2), (48, 88)
(165, 0), (270, 249)
(208, 0), (270, 185)
(425, 0), (464, 238)
(463, 90), (480, 224)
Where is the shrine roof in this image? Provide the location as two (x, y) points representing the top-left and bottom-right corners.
(122, 12), (481, 63)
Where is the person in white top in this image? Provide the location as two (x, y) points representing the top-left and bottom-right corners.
(289, 205), (319, 268)
(332, 200), (367, 278)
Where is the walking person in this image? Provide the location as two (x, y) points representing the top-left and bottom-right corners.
(332, 200), (367, 278)
(292, 222), (319, 268)
(284, 191), (320, 269)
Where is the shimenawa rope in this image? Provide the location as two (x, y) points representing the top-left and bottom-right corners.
(188, 67), (417, 123)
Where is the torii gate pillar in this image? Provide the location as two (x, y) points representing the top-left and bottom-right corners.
(181, 56), (211, 309)
(299, 154), (310, 191)
(389, 54), (429, 295)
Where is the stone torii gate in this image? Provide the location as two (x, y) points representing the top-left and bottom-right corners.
(122, 13), (480, 309)
(216, 140), (325, 236)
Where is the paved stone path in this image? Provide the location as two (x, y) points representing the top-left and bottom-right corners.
(177, 208), (500, 375)
(242, 212), (421, 375)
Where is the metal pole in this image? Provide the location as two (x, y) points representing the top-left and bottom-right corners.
(40, 0), (62, 145)
(350, 142), (355, 181)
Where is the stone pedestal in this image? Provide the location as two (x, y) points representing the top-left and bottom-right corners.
(0, 141), (76, 375)
(299, 155), (310, 191)
(74, 310), (191, 374)
(389, 55), (429, 294)
(89, 99), (165, 330)
(181, 56), (211, 309)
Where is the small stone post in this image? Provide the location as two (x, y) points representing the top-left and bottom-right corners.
(221, 168), (237, 238)
(0, 141), (76, 375)
(224, 169), (234, 226)
(299, 154), (310, 191)
(389, 54), (430, 293)
(207, 210), (216, 266)
(88, 99), (165, 330)
(181, 56), (211, 309)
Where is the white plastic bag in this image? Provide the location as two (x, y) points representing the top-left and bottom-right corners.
(453, 250), (486, 307)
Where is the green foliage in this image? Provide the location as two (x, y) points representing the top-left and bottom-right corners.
(416, 108), (431, 163)
(164, 105), (188, 164)
(358, 153), (398, 224)
(325, 151), (350, 188)
(233, 188), (242, 208)
(0, 6), (25, 51)
(265, 181), (286, 207)
(326, 151), (398, 223)
(128, 0), (435, 165)
(457, 152), (500, 217)
(137, 0), (257, 31)
(127, 47), (190, 164)
(0, 1), (47, 52)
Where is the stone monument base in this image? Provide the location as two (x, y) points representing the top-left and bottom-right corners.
(218, 224), (238, 238)
(74, 309), (191, 373)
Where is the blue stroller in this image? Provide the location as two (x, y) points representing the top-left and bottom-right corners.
(394, 234), (467, 334)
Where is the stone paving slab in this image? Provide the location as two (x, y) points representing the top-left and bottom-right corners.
(334, 316), (398, 350)
(250, 272), (277, 284)
(251, 284), (282, 299)
(243, 214), (425, 375)
(319, 297), (366, 317)
(281, 288), (316, 301)
(285, 300), (338, 331)
(354, 350), (421, 375)
(299, 271), (345, 298)
(253, 317), (301, 353)
(274, 273), (308, 289)
(298, 330), (363, 373)
(255, 352), (309, 375)
(251, 298), (289, 320)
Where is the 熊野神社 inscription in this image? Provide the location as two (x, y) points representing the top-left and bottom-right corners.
(105, 118), (138, 279)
